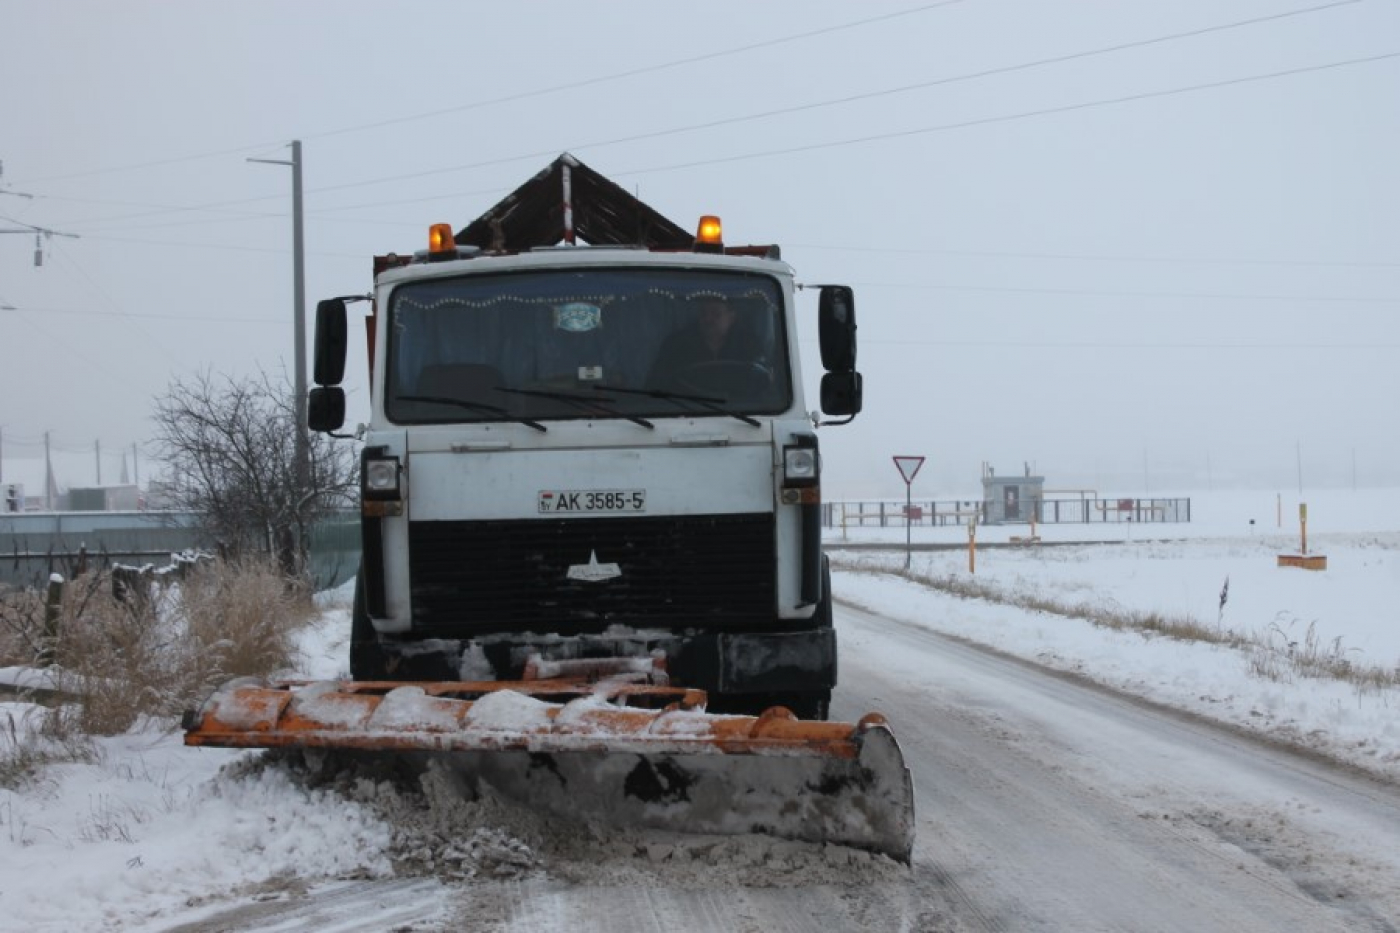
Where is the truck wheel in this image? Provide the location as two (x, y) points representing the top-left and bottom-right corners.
(349, 571), (388, 681)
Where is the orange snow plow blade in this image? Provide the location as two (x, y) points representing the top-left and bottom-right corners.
(184, 677), (915, 861)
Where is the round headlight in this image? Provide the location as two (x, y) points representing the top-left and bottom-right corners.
(365, 459), (398, 492)
(785, 448), (817, 480)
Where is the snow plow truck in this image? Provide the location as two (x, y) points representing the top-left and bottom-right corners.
(183, 154), (915, 862)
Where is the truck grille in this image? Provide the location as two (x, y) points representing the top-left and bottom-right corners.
(407, 513), (775, 635)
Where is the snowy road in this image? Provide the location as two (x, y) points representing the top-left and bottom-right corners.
(835, 601), (1400, 931)
(158, 602), (1400, 932)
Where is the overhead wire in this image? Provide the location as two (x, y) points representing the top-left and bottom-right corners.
(832, 337), (1400, 350)
(844, 280), (1399, 304)
(17, 1), (970, 186)
(614, 50), (1400, 178)
(44, 240), (190, 367)
(786, 243), (1400, 270)
(191, 45), (1400, 279)
(5, 3), (1391, 335)
(13, 304), (284, 324)
(62, 43), (1398, 237)
(37, 0), (1371, 228)
(244, 0), (1379, 204)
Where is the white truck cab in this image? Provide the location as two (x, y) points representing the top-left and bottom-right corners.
(309, 160), (861, 719)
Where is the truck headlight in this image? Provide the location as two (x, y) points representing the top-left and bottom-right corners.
(363, 455), (401, 501)
(783, 441), (819, 488)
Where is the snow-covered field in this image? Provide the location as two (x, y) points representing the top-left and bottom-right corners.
(833, 487), (1400, 782)
(0, 487), (1395, 930)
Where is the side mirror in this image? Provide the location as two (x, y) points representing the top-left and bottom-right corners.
(820, 371), (863, 417)
(308, 386), (346, 433)
(818, 285), (857, 373)
(314, 299), (349, 386)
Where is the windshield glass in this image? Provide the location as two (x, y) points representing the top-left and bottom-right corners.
(385, 267), (792, 425)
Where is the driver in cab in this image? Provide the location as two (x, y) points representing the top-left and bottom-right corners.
(646, 294), (763, 394)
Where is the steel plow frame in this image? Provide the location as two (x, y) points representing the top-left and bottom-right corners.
(184, 677), (916, 861)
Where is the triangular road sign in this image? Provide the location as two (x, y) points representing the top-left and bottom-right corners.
(893, 456), (925, 485)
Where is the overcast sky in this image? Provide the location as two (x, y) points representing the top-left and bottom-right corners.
(2, 0), (1396, 498)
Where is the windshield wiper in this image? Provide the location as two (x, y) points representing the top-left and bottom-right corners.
(591, 384), (761, 428)
(397, 395), (547, 432)
(494, 387), (654, 430)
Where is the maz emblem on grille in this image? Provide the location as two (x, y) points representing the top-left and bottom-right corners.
(566, 549), (622, 583)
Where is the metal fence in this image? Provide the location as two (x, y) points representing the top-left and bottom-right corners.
(824, 497), (1191, 529)
(0, 510), (362, 592)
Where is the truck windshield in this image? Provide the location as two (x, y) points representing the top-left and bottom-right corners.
(385, 268), (792, 425)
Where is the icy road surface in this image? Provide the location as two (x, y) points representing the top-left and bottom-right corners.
(834, 602), (1400, 931)
(160, 602), (1400, 932)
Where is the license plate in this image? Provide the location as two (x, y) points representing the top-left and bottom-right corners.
(538, 489), (646, 513)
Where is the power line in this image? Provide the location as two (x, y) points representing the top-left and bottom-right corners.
(54, 229), (1400, 277)
(124, 45), (1400, 228)
(16, 2), (969, 187)
(3, 304), (283, 323)
(847, 280), (1400, 303)
(615, 50), (1400, 178)
(847, 337), (1400, 350)
(455, 0), (1367, 185)
(303, 1), (972, 143)
(284, 1), (1375, 203)
(788, 242), (1400, 270)
(27, 1), (1363, 227)
(3, 303), (158, 394)
(79, 232), (370, 259)
(44, 241), (190, 366)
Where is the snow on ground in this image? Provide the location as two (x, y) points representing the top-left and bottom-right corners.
(831, 486), (1400, 781)
(0, 487), (1396, 930)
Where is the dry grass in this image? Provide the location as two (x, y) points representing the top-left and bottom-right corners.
(0, 557), (314, 787)
(833, 556), (1400, 694)
(0, 708), (97, 791)
(890, 562), (1251, 650)
(1247, 615), (1400, 694)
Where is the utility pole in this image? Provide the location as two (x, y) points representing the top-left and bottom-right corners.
(0, 223), (79, 266)
(44, 431), (52, 511)
(249, 141), (309, 492)
(1, 161), (78, 266)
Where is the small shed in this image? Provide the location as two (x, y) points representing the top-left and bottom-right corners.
(67, 485), (142, 512)
(981, 463), (1044, 525)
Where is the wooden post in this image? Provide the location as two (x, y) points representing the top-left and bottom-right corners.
(968, 518), (977, 574)
(1300, 503), (1308, 556)
(39, 573), (63, 666)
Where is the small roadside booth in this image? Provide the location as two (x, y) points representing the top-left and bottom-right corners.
(981, 464), (1044, 525)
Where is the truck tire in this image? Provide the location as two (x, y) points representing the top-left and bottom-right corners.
(349, 570), (389, 681)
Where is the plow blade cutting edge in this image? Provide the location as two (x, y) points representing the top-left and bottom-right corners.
(183, 679), (916, 862)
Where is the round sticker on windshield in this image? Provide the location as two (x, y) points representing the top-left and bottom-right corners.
(554, 302), (602, 332)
